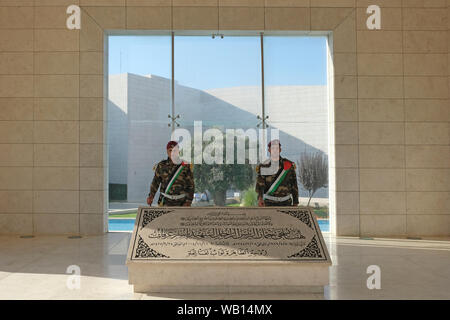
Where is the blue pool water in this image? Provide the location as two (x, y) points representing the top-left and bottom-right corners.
(109, 218), (330, 232)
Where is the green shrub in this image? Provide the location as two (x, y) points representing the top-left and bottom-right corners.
(242, 187), (258, 207)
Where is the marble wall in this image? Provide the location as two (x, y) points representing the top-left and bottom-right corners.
(0, 0), (448, 237)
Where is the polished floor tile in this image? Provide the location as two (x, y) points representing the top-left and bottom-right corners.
(0, 233), (449, 300)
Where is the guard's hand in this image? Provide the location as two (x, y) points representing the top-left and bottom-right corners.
(183, 201), (191, 207)
(258, 197), (265, 207)
(146, 196), (153, 205)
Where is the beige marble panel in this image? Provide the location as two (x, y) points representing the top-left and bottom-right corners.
(335, 122), (358, 144)
(80, 98), (103, 121)
(311, 0), (355, 7)
(404, 54), (448, 76)
(80, 191), (105, 213)
(80, 144), (104, 167)
(265, 0), (310, 7)
(126, 0), (171, 5)
(265, 7), (310, 30)
(359, 145), (405, 168)
(173, 0), (218, 5)
(34, 98), (79, 120)
(35, 53), (79, 75)
(0, 53), (33, 75)
(80, 11), (104, 52)
(405, 122), (449, 145)
(0, 191), (32, 213)
(333, 11), (356, 53)
(34, 121), (79, 143)
(33, 213), (79, 235)
(126, 6), (172, 29)
(0, 122), (33, 143)
(356, 7), (402, 30)
(33, 167), (79, 190)
(36, 0), (80, 5)
(0, 30), (33, 51)
(80, 0), (125, 5)
(402, 0), (447, 7)
(357, 31), (403, 53)
(0, 7), (33, 28)
(356, 0), (402, 7)
(80, 121), (103, 143)
(33, 191), (79, 213)
(404, 77), (448, 99)
(407, 192), (450, 214)
(80, 52), (103, 75)
(336, 191), (360, 214)
(35, 30), (80, 52)
(0, 167), (32, 190)
(220, 0), (264, 6)
(173, 7), (219, 30)
(334, 99), (358, 121)
(83, 6), (126, 29)
(0, 76), (34, 97)
(0, 214), (32, 235)
(80, 75), (103, 98)
(403, 8), (448, 30)
(80, 214), (107, 234)
(335, 168), (359, 191)
(359, 122), (404, 144)
(360, 215), (406, 236)
(0, 144), (33, 167)
(360, 191), (406, 214)
(335, 145), (358, 168)
(405, 99), (449, 121)
(34, 6), (69, 29)
(406, 146), (450, 168)
(358, 76), (403, 98)
(34, 144), (79, 167)
(360, 169), (405, 191)
(80, 167), (105, 190)
(336, 214), (359, 236)
(335, 76), (357, 98)
(0, 98), (33, 120)
(333, 53), (357, 75)
(220, 7), (264, 30)
(311, 7), (353, 30)
(358, 99), (404, 121)
(404, 31), (448, 53)
(406, 169), (450, 191)
(357, 54), (403, 76)
(34, 75), (79, 98)
(406, 215), (450, 236)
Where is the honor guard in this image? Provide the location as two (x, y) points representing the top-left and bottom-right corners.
(255, 139), (299, 207)
(146, 141), (195, 207)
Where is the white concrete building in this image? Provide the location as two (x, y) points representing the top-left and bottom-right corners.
(108, 73), (329, 202)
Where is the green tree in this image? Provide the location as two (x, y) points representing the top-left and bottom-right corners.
(192, 133), (255, 206)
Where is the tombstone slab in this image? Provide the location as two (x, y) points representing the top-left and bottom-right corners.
(126, 207), (331, 293)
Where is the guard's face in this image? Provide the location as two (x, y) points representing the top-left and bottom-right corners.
(167, 146), (179, 160)
(269, 144), (281, 158)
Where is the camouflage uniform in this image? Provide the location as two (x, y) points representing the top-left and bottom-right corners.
(255, 157), (299, 206)
(149, 158), (195, 206)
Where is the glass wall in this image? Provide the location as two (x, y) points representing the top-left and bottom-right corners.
(107, 34), (330, 231)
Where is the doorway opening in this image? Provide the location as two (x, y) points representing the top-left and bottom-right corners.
(106, 32), (334, 233)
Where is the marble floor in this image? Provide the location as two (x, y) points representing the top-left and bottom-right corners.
(0, 233), (449, 300)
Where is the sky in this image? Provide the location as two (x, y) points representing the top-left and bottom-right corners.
(108, 35), (328, 90)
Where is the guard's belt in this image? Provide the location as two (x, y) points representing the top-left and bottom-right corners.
(263, 194), (293, 203)
(161, 192), (186, 200)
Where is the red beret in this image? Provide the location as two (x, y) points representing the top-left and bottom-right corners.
(166, 141), (178, 149)
(268, 139), (281, 149)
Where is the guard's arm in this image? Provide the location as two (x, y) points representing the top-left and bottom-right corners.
(255, 165), (265, 206)
(149, 164), (161, 198)
(290, 163), (299, 206)
(184, 165), (195, 204)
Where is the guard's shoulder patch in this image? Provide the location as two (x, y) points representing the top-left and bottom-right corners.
(152, 164), (157, 171)
(255, 164), (261, 174)
(292, 162), (296, 170)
